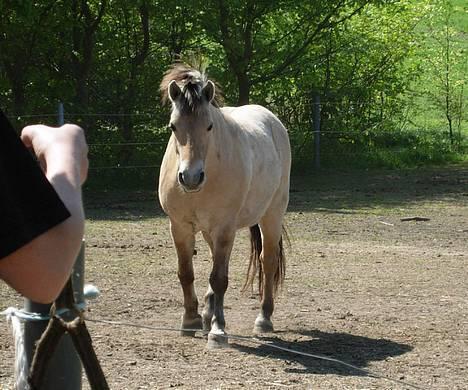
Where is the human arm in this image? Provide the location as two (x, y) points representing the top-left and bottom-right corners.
(0, 123), (88, 303)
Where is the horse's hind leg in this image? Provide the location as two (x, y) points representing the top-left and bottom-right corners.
(255, 214), (285, 334)
(170, 220), (202, 336)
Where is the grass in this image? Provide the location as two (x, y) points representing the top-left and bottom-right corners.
(292, 128), (466, 173)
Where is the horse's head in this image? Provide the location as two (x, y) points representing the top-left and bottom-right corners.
(165, 73), (216, 193)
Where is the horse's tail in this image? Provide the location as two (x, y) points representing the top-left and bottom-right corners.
(243, 224), (287, 297)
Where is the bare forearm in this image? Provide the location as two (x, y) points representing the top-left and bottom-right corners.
(0, 172), (85, 303)
(0, 124), (88, 303)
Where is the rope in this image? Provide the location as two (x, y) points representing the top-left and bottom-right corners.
(84, 317), (425, 390)
(1, 284), (99, 322)
(1, 304), (86, 322)
(1, 307), (425, 389)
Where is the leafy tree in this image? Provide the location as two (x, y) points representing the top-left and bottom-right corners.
(203, 0), (387, 105)
(256, 0), (426, 160)
(69, 0), (107, 111)
(0, 1), (58, 116)
(0, 0), (464, 174)
(417, 0), (466, 145)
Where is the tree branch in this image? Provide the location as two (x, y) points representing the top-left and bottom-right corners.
(252, 1), (368, 85)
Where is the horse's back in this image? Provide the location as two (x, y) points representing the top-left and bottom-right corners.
(221, 104), (290, 167)
(221, 104), (291, 227)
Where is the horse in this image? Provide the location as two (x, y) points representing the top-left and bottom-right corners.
(158, 63), (291, 348)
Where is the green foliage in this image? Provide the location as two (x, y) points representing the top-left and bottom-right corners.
(292, 128), (464, 172)
(404, 0), (466, 144)
(0, 0), (466, 187)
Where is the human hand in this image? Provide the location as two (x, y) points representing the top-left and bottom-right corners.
(21, 124), (89, 185)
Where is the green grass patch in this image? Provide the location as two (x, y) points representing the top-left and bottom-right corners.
(293, 128), (467, 172)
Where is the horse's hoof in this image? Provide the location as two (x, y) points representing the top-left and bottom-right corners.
(180, 315), (203, 337)
(206, 331), (229, 349)
(202, 313), (212, 333)
(253, 316), (274, 334)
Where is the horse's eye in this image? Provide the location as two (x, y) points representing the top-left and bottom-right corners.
(207, 123), (213, 131)
(169, 123), (176, 132)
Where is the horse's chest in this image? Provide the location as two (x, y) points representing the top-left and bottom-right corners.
(164, 195), (224, 230)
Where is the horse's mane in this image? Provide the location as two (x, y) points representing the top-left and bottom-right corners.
(160, 63), (223, 111)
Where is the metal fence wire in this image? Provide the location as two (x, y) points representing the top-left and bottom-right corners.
(7, 101), (461, 175)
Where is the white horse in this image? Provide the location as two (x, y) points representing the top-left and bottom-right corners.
(158, 64), (291, 348)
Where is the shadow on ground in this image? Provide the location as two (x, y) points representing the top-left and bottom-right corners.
(231, 329), (412, 377)
(289, 165), (467, 213)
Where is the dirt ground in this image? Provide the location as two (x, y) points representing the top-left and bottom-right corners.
(1, 165), (467, 390)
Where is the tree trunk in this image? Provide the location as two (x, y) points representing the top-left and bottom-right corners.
(118, 2), (150, 164)
(237, 72), (250, 106)
(70, 0), (106, 131)
(5, 62), (26, 116)
(444, 21), (454, 145)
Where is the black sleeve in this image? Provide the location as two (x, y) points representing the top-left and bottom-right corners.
(0, 110), (71, 260)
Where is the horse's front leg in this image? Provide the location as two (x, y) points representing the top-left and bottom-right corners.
(201, 232), (214, 332)
(170, 220), (202, 336)
(206, 228), (235, 349)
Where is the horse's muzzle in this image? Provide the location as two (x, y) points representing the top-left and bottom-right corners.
(178, 169), (205, 192)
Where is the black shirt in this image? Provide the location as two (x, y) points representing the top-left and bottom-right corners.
(0, 110), (71, 259)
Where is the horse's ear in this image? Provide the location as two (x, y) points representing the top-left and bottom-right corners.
(203, 80), (216, 103)
(168, 80), (182, 102)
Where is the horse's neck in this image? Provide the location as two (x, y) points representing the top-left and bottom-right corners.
(206, 105), (237, 165)
(210, 105), (232, 144)
(210, 104), (226, 128)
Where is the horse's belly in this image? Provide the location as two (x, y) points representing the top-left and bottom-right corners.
(236, 183), (279, 228)
(236, 208), (267, 229)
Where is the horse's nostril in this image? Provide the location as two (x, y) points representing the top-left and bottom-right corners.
(199, 171), (205, 185)
(178, 172), (185, 185)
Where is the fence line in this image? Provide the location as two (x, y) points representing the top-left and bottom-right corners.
(5, 99), (405, 120)
(88, 145), (446, 171)
(88, 141), (166, 147)
(8, 105), (459, 173)
(88, 164), (160, 171)
(7, 118), (449, 137)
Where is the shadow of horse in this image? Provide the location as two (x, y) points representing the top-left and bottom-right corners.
(231, 329), (412, 377)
